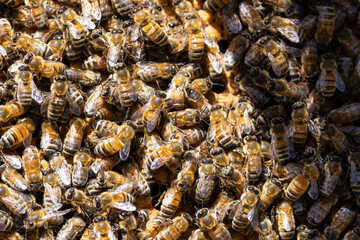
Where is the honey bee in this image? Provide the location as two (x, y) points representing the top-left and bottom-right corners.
(159, 183), (183, 218)
(228, 98), (255, 137)
(131, 80), (155, 105)
(285, 163), (320, 202)
(59, 8), (95, 49)
(316, 53), (345, 97)
(263, 0), (293, 16)
(25, 0), (48, 28)
(219, 166), (245, 196)
(244, 37), (268, 67)
(324, 206), (356, 240)
(205, 37), (223, 81)
(194, 159), (215, 204)
(107, 30), (125, 70)
(0, 183), (32, 215)
(81, 0), (101, 22)
(56, 217), (87, 240)
(65, 41), (82, 61)
(65, 68), (101, 87)
(276, 201), (295, 240)
(49, 152), (71, 189)
(135, 62), (179, 82)
(0, 151), (22, 170)
(24, 53), (67, 79)
(41, 0), (61, 17)
(179, 63), (202, 80)
(0, 210), (13, 232)
(0, 164), (29, 192)
(113, 63), (137, 108)
(0, 118), (36, 149)
(165, 74), (189, 110)
(110, 0), (133, 16)
(9, 6), (34, 28)
(72, 150), (92, 187)
(154, 213), (192, 240)
(83, 54), (107, 71)
(176, 150), (197, 191)
(256, 105), (286, 127)
(328, 103), (360, 125)
(239, 1), (264, 35)
(195, 208), (231, 240)
(230, 186), (259, 235)
(43, 173), (62, 209)
(270, 117), (295, 164)
(0, 18), (13, 43)
(22, 145), (42, 191)
(257, 179), (281, 212)
(315, 3), (335, 46)
(47, 35), (66, 62)
(307, 194), (338, 226)
(131, 91), (168, 132)
(94, 190), (136, 212)
(133, 7), (169, 47)
(0, 0), (23, 7)
(209, 191), (233, 223)
(288, 102), (321, 148)
(168, 109), (201, 128)
(122, 160), (151, 196)
(62, 117), (86, 157)
(248, 67), (271, 89)
(243, 136), (262, 182)
(40, 120), (62, 157)
(186, 83), (212, 121)
(89, 156), (120, 176)
(320, 155), (342, 196)
(257, 217), (278, 240)
(344, 227), (360, 240)
(24, 207), (70, 230)
(14, 66), (42, 107)
(301, 39), (319, 79)
(314, 117), (349, 153)
(138, 214), (169, 240)
(208, 105), (240, 149)
(265, 16), (304, 43)
(83, 28), (109, 57)
(13, 33), (53, 59)
(65, 188), (96, 217)
(210, 147), (230, 170)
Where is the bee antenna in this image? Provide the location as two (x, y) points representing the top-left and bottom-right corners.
(212, 82), (224, 87)
(202, 119), (209, 126)
(2, 71), (9, 80)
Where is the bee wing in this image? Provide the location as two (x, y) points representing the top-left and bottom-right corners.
(241, 109), (254, 135)
(335, 70), (346, 92)
(207, 122), (216, 142)
(170, 36), (188, 54)
(267, 53), (283, 77)
(30, 79), (43, 104)
(222, 8), (242, 33)
(112, 202), (136, 212)
(150, 155), (173, 170)
(107, 43), (122, 69)
(8, 61), (26, 76)
(66, 21), (83, 40)
(248, 205), (259, 231)
(270, 133), (277, 161)
(76, 15), (96, 30)
(308, 119), (321, 136)
(1, 152), (22, 169)
(113, 183), (134, 193)
(227, 200), (241, 220)
(316, 69), (326, 92)
(308, 180), (319, 200)
(129, 81), (138, 102)
(43, 208), (72, 220)
(43, 182), (62, 209)
(207, 52), (223, 74)
(81, 0), (101, 21)
(17, 79), (24, 101)
(54, 164), (72, 188)
(285, 163), (302, 175)
(275, 22), (300, 43)
(130, 103), (149, 121)
(119, 140), (131, 161)
(131, 24), (141, 41)
(350, 161), (360, 185)
(146, 108), (162, 133)
(280, 209), (293, 232)
(0, 45), (7, 56)
(40, 134), (63, 153)
(66, 91), (81, 116)
(23, 134), (32, 147)
(41, 95), (51, 117)
(285, 121), (296, 138)
(282, 46), (303, 57)
(285, 136), (296, 159)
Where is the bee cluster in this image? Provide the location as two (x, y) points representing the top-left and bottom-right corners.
(0, 0), (360, 239)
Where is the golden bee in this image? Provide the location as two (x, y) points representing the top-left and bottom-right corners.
(40, 120), (62, 157)
(276, 201), (295, 240)
(89, 155), (121, 176)
(0, 118), (36, 149)
(0, 164), (29, 192)
(160, 183), (183, 218)
(43, 172), (62, 209)
(24, 53), (67, 79)
(270, 117), (295, 164)
(315, 3), (335, 46)
(49, 152), (71, 189)
(239, 1), (264, 35)
(15, 66), (42, 107)
(227, 97), (255, 137)
(210, 191), (234, 222)
(320, 155), (342, 196)
(94, 190), (136, 212)
(25, 0), (48, 28)
(195, 208), (231, 240)
(24, 207), (70, 230)
(176, 150), (197, 191)
(65, 68), (101, 87)
(243, 136), (262, 182)
(56, 217), (87, 240)
(72, 150), (92, 187)
(265, 16), (304, 43)
(257, 217), (278, 240)
(135, 62), (179, 82)
(154, 213), (192, 240)
(165, 74), (189, 110)
(65, 188), (97, 217)
(301, 39), (319, 79)
(0, 183), (32, 215)
(62, 117), (86, 157)
(22, 145), (43, 191)
(219, 166), (245, 196)
(258, 178), (281, 212)
(324, 206), (356, 240)
(113, 63), (137, 108)
(307, 194), (338, 226)
(256, 105), (286, 127)
(13, 33), (53, 59)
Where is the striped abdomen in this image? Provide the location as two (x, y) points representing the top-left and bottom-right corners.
(246, 155), (262, 182)
(48, 96), (66, 120)
(63, 132), (83, 158)
(94, 136), (123, 156)
(0, 125), (28, 148)
(111, 0), (133, 16)
(142, 21), (168, 46)
(160, 188), (182, 218)
(272, 52), (288, 77)
(18, 84), (32, 107)
(273, 137), (289, 164)
(203, 0), (229, 11)
(286, 174), (309, 202)
(189, 33), (204, 61)
(31, 5), (48, 28)
(292, 122), (308, 147)
(319, 70), (336, 97)
(315, 5), (335, 45)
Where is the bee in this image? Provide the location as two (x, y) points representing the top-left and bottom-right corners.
(239, 1), (264, 35)
(98, 0), (111, 20)
(0, 18), (13, 43)
(85, 179), (102, 196)
(256, 105), (286, 127)
(186, 83), (212, 121)
(159, 183), (183, 218)
(263, 0), (292, 15)
(227, 98), (255, 137)
(48, 35), (66, 62)
(168, 109), (201, 128)
(265, 16), (304, 43)
(107, 30), (125, 70)
(132, 80), (155, 105)
(194, 158), (215, 204)
(209, 191), (233, 222)
(208, 105), (240, 149)
(25, 0), (48, 28)
(210, 147), (230, 171)
(178, 63), (202, 80)
(267, 79), (309, 101)
(49, 152), (71, 189)
(92, 216), (118, 239)
(81, 0), (101, 22)
(315, 3), (335, 46)
(62, 117), (86, 157)
(165, 74), (189, 110)
(154, 213), (192, 240)
(135, 62), (178, 82)
(316, 53), (345, 97)
(348, 148), (360, 195)
(314, 117), (349, 153)
(0, 164), (29, 192)
(263, 39), (291, 77)
(195, 208), (231, 240)
(113, 63), (137, 108)
(179, 16), (205, 61)
(276, 201), (295, 240)
(285, 163), (320, 202)
(43, 173), (62, 209)
(24, 53), (67, 79)
(188, 78), (213, 96)
(96, 170), (130, 190)
(238, 74), (271, 106)
(24, 207), (71, 230)
(122, 159), (151, 196)
(324, 206), (356, 240)
(257, 179), (281, 212)
(320, 155), (342, 196)
(83, 28), (109, 57)
(176, 150), (197, 191)
(65, 41), (82, 61)
(40, 120), (62, 157)
(15, 66), (42, 107)
(131, 91), (168, 132)
(138, 214), (169, 240)
(243, 136), (262, 182)
(230, 186), (259, 235)
(94, 190), (136, 212)
(21, 145), (42, 191)
(65, 188), (96, 217)
(56, 217), (87, 240)
(328, 103), (360, 125)
(83, 54), (107, 71)
(13, 33), (53, 59)
(270, 118), (295, 164)
(59, 8), (95, 49)
(9, 6), (34, 28)
(257, 217), (278, 240)
(0, 183), (32, 215)
(0, 118), (36, 149)
(244, 37), (268, 67)
(219, 166), (245, 196)
(248, 67), (271, 89)
(344, 227), (360, 240)
(84, 83), (110, 117)
(307, 194), (338, 226)
(0, 210), (13, 232)
(89, 156), (120, 176)
(301, 39), (319, 79)
(41, 0), (61, 17)
(92, 119), (120, 136)
(0, 151), (22, 170)
(205, 37), (224, 81)
(72, 150), (92, 187)
(65, 68), (101, 87)
(133, 7), (169, 47)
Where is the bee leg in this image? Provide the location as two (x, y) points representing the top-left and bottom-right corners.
(154, 191), (166, 207)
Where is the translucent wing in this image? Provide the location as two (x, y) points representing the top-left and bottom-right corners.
(208, 52), (223, 74)
(41, 95), (51, 117)
(131, 24), (141, 41)
(43, 209), (72, 220)
(308, 119), (321, 136)
(43, 182), (62, 209)
(0, 45), (7, 56)
(227, 200), (240, 220)
(30, 79), (43, 104)
(23, 134), (32, 147)
(8, 61), (26, 76)
(285, 121), (296, 138)
(112, 202), (136, 211)
(283, 46), (303, 57)
(130, 103), (149, 122)
(316, 69), (326, 92)
(107, 43), (122, 69)
(270, 133), (278, 161)
(128, 81), (138, 102)
(207, 122), (216, 141)
(222, 9), (242, 33)
(285, 137), (296, 158)
(114, 87), (120, 103)
(119, 140), (131, 161)
(146, 108), (162, 132)
(241, 110), (255, 135)
(268, 53), (283, 77)
(150, 155), (173, 170)
(66, 91), (81, 116)
(276, 22), (300, 43)
(81, 0), (101, 21)
(308, 180), (318, 200)
(335, 70), (346, 92)
(113, 183), (134, 193)
(248, 205), (259, 231)
(76, 15), (96, 30)
(1, 152), (22, 169)
(67, 21), (83, 40)
(281, 211), (292, 232)
(55, 164), (71, 187)
(41, 134), (63, 153)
